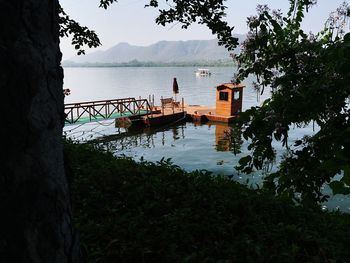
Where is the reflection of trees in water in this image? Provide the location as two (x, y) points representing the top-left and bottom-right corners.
(85, 121), (242, 155)
(93, 124), (186, 152)
(96, 129), (156, 152)
(213, 122), (243, 154)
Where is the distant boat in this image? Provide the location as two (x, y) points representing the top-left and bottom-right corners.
(195, 68), (211, 76)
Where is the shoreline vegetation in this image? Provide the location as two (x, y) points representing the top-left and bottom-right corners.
(65, 139), (350, 262)
(61, 59), (236, 68)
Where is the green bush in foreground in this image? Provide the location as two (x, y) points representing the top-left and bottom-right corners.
(64, 141), (350, 263)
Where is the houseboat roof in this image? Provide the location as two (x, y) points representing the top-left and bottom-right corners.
(216, 83), (245, 90)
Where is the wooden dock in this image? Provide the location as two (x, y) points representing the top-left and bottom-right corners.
(114, 99), (187, 128)
(115, 103), (237, 129)
(184, 105), (237, 123)
(143, 111), (186, 126)
(138, 104), (237, 128)
(64, 82), (244, 128)
(64, 94), (240, 129)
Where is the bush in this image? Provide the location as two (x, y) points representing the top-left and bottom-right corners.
(64, 140), (350, 263)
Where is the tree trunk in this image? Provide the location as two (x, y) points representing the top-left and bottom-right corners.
(0, 0), (80, 262)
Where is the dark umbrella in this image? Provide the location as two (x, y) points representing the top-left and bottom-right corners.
(173, 77), (179, 101)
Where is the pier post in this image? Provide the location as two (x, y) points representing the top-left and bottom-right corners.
(161, 96), (164, 116)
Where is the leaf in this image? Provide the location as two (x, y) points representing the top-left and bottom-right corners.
(274, 132), (282, 141)
(344, 33), (350, 42)
(238, 155), (252, 166)
(329, 181), (350, 195)
(341, 166), (350, 185)
(294, 140), (303, 146)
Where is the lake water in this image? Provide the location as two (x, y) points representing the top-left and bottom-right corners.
(63, 66), (268, 108)
(63, 66), (350, 212)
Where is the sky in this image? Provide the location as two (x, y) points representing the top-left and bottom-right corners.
(59, 0), (347, 60)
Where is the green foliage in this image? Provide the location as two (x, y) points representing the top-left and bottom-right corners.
(99, 0), (118, 9)
(233, 1), (350, 203)
(146, 0), (238, 50)
(65, 140), (350, 262)
(58, 0), (121, 54)
(58, 0), (119, 55)
(58, 6), (101, 55)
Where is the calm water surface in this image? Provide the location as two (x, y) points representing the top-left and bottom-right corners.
(63, 66), (266, 108)
(63, 67), (349, 212)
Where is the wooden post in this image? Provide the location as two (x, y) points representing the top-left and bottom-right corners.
(161, 96), (164, 116)
(182, 97), (184, 112)
(172, 99), (175, 114)
(152, 94), (155, 108)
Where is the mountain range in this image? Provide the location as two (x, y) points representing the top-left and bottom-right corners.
(63, 36), (245, 66)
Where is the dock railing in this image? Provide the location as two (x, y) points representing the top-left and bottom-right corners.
(160, 96), (185, 115)
(64, 97), (153, 124)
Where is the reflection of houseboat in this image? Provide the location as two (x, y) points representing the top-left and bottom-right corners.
(195, 68), (211, 76)
(214, 122), (242, 153)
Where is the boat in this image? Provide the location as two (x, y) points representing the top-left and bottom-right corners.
(195, 68), (211, 76)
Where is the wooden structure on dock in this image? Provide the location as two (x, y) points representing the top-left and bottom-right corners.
(185, 83), (245, 123)
(65, 98), (152, 124)
(216, 83), (244, 116)
(146, 97), (186, 126)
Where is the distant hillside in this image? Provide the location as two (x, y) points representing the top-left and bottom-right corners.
(63, 37), (245, 66)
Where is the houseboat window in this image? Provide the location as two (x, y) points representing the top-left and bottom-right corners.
(219, 92), (228, 101)
(233, 90), (240, 100)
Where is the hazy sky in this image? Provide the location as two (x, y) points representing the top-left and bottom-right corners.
(59, 0), (347, 59)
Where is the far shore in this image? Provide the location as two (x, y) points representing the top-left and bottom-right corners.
(62, 60), (236, 68)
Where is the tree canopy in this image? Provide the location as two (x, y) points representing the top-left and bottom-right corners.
(234, 1), (350, 204)
(59, 0), (238, 54)
(59, 0), (350, 205)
